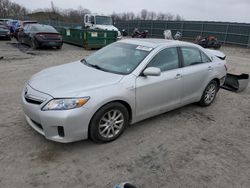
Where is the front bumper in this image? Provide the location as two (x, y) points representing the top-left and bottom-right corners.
(21, 84), (92, 143)
(0, 33), (10, 38)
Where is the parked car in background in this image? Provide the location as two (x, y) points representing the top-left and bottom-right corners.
(0, 23), (11, 40)
(6, 20), (19, 37)
(18, 24), (63, 49)
(13, 20), (38, 39)
(22, 39), (227, 143)
(0, 18), (12, 25)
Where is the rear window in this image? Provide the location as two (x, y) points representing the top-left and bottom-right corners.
(31, 25), (57, 33)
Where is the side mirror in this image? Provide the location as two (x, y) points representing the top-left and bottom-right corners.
(143, 67), (161, 76)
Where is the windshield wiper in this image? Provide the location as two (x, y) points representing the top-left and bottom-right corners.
(87, 64), (103, 70)
(81, 58), (105, 71)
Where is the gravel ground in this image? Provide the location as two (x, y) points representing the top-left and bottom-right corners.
(0, 40), (249, 188)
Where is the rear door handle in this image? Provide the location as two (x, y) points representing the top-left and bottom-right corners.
(175, 74), (182, 79)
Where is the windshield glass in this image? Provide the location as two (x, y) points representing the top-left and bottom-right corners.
(85, 42), (152, 75)
(32, 25), (57, 33)
(95, 16), (113, 25)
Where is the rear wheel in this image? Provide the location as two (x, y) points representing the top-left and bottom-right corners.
(199, 80), (219, 106)
(89, 102), (129, 143)
(31, 39), (38, 50)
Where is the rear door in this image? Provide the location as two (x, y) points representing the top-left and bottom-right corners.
(135, 47), (183, 120)
(179, 46), (213, 104)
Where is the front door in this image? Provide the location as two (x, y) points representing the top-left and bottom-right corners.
(135, 47), (183, 120)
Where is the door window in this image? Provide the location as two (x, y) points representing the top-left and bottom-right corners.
(181, 47), (202, 67)
(201, 51), (212, 63)
(147, 47), (179, 72)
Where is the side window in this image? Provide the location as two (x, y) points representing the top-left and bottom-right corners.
(90, 16), (95, 24)
(181, 47), (202, 67)
(147, 47), (179, 72)
(23, 25), (30, 32)
(201, 51), (211, 63)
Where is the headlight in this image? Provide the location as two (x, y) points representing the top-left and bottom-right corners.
(42, 97), (89, 111)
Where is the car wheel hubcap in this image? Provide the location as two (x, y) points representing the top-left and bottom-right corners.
(99, 110), (124, 139)
(204, 84), (216, 104)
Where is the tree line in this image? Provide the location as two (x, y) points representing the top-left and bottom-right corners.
(0, 0), (28, 19)
(111, 9), (183, 22)
(0, 0), (184, 22)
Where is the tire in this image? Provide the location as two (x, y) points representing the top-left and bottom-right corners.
(56, 45), (62, 49)
(199, 80), (219, 106)
(89, 102), (129, 143)
(31, 39), (37, 50)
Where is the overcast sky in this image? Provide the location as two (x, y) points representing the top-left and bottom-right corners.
(11, 0), (250, 23)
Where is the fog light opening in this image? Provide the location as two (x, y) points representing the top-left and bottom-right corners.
(57, 126), (65, 137)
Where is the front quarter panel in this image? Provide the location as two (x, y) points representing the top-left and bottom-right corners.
(78, 74), (136, 124)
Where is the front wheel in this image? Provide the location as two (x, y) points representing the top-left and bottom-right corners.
(199, 80), (219, 106)
(89, 102), (129, 143)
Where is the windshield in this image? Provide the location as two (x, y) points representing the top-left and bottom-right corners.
(95, 16), (113, 25)
(85, 42), (152, 75)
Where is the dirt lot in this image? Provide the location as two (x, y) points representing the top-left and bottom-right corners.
(0, 40), (249, 188)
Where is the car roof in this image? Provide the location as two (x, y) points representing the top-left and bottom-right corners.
(28, 24), (51, 27)
(120, 38), (198, 49)
(22, 20), (37, 23)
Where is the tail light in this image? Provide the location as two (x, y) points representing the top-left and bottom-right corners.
(36, 34), (45, 38)
(36, 33), (61, 39)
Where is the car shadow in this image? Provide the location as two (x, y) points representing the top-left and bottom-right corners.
(7, 42), (59, 56)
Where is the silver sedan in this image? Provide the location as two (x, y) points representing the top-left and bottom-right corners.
(22, 39), (227, 143)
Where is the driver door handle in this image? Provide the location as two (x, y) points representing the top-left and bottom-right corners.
(175, 74), (182, 79)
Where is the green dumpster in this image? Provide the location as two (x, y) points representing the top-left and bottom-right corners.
(83, 30), (118, 49)
(55, 27), (117, 49)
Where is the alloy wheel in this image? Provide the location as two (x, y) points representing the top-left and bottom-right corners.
(204, 83), (216, 104)
(98, 109), (124, 139)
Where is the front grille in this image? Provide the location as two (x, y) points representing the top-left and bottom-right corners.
(31, 119), (43, 130)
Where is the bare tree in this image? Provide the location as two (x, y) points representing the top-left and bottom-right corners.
(148, 11), (157, 20)
(141, 9), (148, 20)
(175, 14), (182, 21)
(109, 10), (183, 21)
(0, 0), (28, 19)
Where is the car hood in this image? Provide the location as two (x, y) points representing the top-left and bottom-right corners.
(28, 61), (124, 98)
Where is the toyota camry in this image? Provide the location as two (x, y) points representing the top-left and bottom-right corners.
(22, 39), (227, 143)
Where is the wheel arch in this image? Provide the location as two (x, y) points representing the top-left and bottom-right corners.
(87, 99), (133, 138)
(212, 78), (220, 90)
